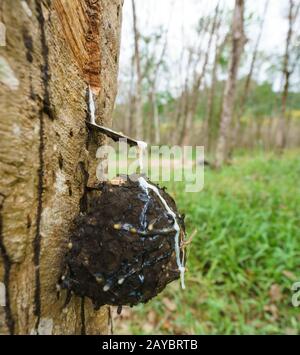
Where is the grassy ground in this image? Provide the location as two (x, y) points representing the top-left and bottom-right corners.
(114, 150), (300, 335)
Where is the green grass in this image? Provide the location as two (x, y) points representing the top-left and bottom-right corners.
(116, 150), (300, 335)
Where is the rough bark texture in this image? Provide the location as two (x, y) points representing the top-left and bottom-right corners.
(215, 0), (246, 168)
(0, 0), (122, 335)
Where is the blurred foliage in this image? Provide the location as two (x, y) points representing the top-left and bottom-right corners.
(153, 77), (300, 125)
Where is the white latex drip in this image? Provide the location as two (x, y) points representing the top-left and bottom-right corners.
(88, 86), (96, 124)
(137, 141), (147, 172)
(138, 177), (186, 289)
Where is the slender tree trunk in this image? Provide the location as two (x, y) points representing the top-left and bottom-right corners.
(148, 87), (160, 144)
(232, 0), (269, 151)
(0, 0), (122, 335)
(215, 0), (246, 168)
(176, 16), (210, 145)
(126, 54), (136, 137)
(180, 3), (220, 146)
(277, 0), (297, 151)
(155, 7), (173, 144)
(205, 33), (228, 152)
(148, 23), (170, 145)
(131, 0), (143, 140)
(173, 49), (192, 145)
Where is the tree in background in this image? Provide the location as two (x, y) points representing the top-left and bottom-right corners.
(231, 0), (270, 152)
(204, 16), (229, 153)
(146, 26), (170, 145)
(180, 3), (221, 146)
(215, 0), (246, 168)
(125, 1), (171, 143)
(131, 0), (143, 140)
(113, 1), (300, 155)
(277, 0), (300, 151)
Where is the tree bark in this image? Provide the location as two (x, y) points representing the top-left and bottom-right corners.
(215, 0), (246, 168)
(0, 0), (122, 335)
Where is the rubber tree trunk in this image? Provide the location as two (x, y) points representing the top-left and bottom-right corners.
(0, 0), (122, 335)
